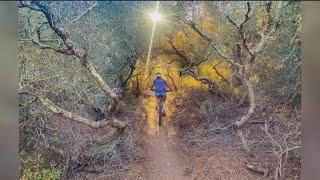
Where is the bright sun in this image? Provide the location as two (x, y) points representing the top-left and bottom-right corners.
(150, 11), (162, 22)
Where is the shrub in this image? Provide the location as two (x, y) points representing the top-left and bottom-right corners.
(198, 100), (220, 123)
(20, 153), (61, 180)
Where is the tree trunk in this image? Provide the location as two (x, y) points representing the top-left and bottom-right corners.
(234, 63), (256, 155)
(235, 128), (252, 156)
(235, 64), (256, 128)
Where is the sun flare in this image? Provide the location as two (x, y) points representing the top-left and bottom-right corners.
(150, 11), (162, 23)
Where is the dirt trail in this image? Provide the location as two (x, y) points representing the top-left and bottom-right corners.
(137, 90), (265, 180)
(141, 93), (190, 180)
(76, 90), (271, 179)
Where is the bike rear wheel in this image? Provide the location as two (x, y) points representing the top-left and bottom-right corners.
(158, 104), (162, 125)
(156, 95), (165, 126)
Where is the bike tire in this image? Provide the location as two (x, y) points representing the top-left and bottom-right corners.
(158, 106), (162, 126)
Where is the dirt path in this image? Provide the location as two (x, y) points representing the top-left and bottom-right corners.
(137, 90), (266, 180)
(141, 93), (190, 180)
(76, 91), (270, 179)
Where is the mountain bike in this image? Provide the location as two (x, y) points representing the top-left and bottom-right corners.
(151, 90), (172, 126)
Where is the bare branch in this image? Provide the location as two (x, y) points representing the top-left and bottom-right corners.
(173, 14), (230, 59)
(167, 37), (190, 64)
(240, 2), (252, 29)
(20, 1), (124, 133)
(19, 1), (41, 11)
(31, 39), (73, 55)
(225, 15), (239, 28)
(225, 2), (251, 30)
(251, 2), (275, 54)
(181, 68), (227, 100)
(36, 92), (125, 130)
(251, 1), (276, 55)
(70, 2), (98, 24)
(21, 1), (120, 116)
(24, 1), (69, 49)
(212, 62), (230, 86)
(233, 1), (275, 60)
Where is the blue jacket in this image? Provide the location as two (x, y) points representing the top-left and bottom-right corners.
(153, 77), (167, 94)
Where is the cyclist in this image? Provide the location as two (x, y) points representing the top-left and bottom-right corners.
(151, 72), (172, 116)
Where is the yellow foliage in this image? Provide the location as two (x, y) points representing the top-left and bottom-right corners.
(172, 31), (189, 52)
(233, 87), (240, 94)
(182, 76), (202, 88)
(159, 33), (171, 49)
(199, 60), (231, 86)
(200, 17), (215, 33)
(250, 74), (260, 83)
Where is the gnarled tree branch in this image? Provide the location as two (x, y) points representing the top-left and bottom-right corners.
(20, 1), (124, 131)
(174, 14), (230, 60)
(35, 91), (125, 130)
(70, 2), (98, 24)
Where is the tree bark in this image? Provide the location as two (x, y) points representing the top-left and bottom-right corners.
(233, 64), (256, 154)
(235, 128), (252, 156)
(235, 64), (256, 128)
(36, 92), (125, 130)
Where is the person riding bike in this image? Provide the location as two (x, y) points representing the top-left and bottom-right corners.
(151, 72), (172, 116)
